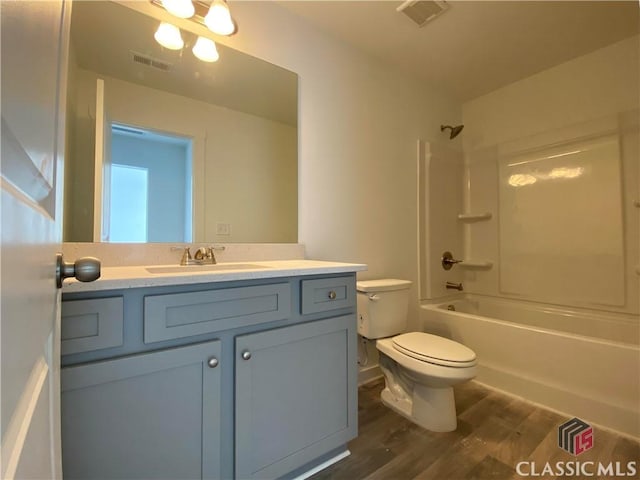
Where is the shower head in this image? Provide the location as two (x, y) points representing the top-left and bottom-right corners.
(441, 124), (464, 139)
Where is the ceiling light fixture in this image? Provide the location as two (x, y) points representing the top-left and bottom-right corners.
(154, 22), (184, 50)
(204, 0), (237, 36)
(192, 36), (220, 62)
(150, 0), (239, 36)
(161, 0), (195, 18)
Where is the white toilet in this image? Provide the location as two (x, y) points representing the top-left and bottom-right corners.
(357, 279), (477, 432)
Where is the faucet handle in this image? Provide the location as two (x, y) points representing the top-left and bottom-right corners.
(441, 251), (462, 270)
(193, 246), (217, 264)
(180, 247), (192, 266)
(194, 247), (208, 261)
(206, 247), (217, 264)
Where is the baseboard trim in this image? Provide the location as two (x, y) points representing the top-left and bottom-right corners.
(358, 364), (382, 386)
(291, 449), (351, 480)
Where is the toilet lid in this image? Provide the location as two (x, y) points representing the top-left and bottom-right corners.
(356, 279), (412, 293)
(392, 332), (477, 368)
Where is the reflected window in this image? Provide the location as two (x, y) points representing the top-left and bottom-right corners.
(109, 165), (148, 242)
(106, 124), (192, 243)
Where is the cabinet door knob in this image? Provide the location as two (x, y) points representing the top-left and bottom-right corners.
(241, 350), (251, 361)
(328, 290), (337, 300)
(207, 357), (219, 368)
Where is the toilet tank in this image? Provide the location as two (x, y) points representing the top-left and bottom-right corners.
(357, 279), (412, 339)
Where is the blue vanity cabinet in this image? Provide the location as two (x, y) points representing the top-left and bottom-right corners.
(61, 340), (222, 480)
(235, 315), (357, 479)
(60, 273), (358, 480)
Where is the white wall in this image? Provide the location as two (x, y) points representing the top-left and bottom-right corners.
(418, 141), (464, 301)
(64, 43), (96, 242)
(67, 68), (298, 244)
(225, 2), (461, 330)
(461, 36), (639, 315)
(463, 36), (640, 151)
(119, 0), (462, 329)
(64, 42), (79, 241)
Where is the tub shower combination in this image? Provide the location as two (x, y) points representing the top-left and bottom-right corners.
(421, 295), (639, 437)
(415, 114), (639, 438)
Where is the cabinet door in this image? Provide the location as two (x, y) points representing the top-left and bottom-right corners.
(61, 340), (222, 480)
(235, 315), (357, 479)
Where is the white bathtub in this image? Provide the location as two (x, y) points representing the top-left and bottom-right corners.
(420, 295), (640, 438)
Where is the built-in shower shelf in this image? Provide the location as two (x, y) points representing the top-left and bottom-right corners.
(457, 212), (492, 222)
(459, 260), (493, 269)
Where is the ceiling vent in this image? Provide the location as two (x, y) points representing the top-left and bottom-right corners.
(130, 51), (171, 72)
(397, 0), (449, 27)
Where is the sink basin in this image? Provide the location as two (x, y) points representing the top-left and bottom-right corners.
(146, 264), (269, 274)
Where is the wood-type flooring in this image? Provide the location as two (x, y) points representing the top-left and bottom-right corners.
(311, 379), (639, 480)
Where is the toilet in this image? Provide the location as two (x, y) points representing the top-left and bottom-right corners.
(357, 279), (477, 432)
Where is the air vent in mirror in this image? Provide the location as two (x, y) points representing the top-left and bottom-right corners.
(130, 51), (171, 72)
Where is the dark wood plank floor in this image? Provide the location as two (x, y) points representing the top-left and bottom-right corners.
(311, 379), (640, 480)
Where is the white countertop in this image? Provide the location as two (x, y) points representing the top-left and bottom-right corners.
(62, 260), (368, 293)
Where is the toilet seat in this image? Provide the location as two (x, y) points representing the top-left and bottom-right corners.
(392, 332), (477, 368)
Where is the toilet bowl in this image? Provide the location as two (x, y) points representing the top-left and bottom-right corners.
(376, 332), (476, 432)
(357, 279), (477, 432)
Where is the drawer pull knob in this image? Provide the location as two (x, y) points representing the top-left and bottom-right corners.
(241, 350), (252, 361)
(207, 357), (219, 368)
(328, 290), (337, 300)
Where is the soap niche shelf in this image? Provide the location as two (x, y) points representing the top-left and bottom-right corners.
(459, 260), (493, 269)
(457, 212), (492, 222)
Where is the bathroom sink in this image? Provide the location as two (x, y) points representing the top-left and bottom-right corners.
(145, 264), (270, 274)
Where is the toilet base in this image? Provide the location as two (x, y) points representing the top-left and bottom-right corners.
(381, 384), (457, 432)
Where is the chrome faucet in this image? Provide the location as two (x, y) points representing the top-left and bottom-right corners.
(445, 281), (463, 291)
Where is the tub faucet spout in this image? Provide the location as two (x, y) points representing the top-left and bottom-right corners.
(446, 281), (463, 291)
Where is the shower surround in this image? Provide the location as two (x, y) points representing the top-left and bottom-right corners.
(420, 36), (639, 437)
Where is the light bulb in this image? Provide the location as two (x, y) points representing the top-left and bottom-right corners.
(161, 0), (194, 18)
(192, 37), (219, 63)
(204, 0), (236, 36)
(154, 22), (184, 50)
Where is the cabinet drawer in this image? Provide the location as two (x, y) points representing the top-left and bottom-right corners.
(301, 276), (355, 314)
(144, 283), (291, 343)
(61, 297), (124, 355)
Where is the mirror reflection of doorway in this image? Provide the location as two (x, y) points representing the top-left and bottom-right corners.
(108, 124), (192, 243)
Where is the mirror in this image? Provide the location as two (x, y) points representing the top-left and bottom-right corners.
(63, 0), (298, 243)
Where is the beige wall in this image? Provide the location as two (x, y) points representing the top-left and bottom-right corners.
(461, 36), (639, 314)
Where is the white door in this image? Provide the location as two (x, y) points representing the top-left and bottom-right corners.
(1, 1), (70, 478)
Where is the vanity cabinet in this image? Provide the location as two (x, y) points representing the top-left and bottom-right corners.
(61, 341), (222, 480)
(61, 273), (357, 480)
(235, 315), (356, 479)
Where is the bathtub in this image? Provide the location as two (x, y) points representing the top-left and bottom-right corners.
(420, 295), (640, 438)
